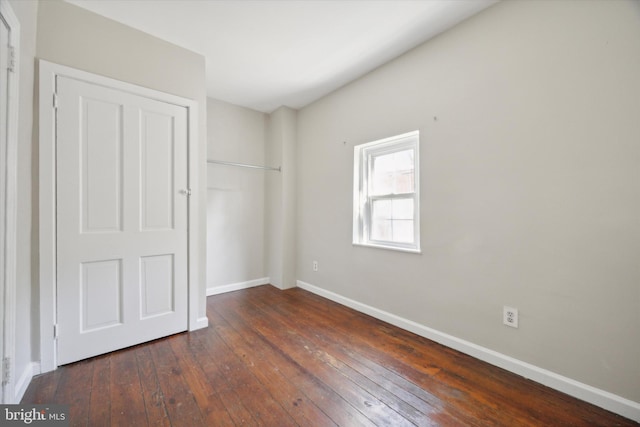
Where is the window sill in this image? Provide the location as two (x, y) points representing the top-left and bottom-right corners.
(352, 242), (421, 254)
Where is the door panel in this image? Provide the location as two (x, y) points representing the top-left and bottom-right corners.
(140, 110), (174, 231)
(81, 259), (122, 332)
(81, 98), (123, 233)
(140, 254), (175, 318)
(56, 76), (188, 365)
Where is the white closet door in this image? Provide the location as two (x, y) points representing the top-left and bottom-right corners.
(56, 76), (189, 365)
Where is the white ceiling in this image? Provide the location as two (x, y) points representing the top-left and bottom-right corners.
(65, 0), (496, 113)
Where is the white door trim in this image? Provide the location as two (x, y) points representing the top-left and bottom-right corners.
(38, 60), (206, 373)
(0, 0), (20, 403)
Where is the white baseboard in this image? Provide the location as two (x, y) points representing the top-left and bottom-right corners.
(297, 280), (640, 423)
(207, 277), (270, 296)
(13, 362), (40, 403)
(192, 316), (209, 331)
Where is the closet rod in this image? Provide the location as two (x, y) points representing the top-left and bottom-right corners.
(207, 159), (281, 172)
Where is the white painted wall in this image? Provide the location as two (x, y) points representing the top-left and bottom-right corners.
(296, 0), (640, 405)
(7, 0), (38, 401)
(207, 98), (267, 291)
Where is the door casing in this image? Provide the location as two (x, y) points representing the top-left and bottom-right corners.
(38, 60), (207, 372)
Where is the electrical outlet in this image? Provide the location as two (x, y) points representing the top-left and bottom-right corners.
(503, 306), (518, 328)
(312, 261), (318, 272)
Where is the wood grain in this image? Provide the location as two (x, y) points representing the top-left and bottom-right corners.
(22, 285), (638, 426)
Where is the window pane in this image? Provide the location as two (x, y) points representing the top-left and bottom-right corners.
(392, 199), (413, 220)
(395, 149), (414, 171)
(395, 170), (414, 194)
(372, 199), (391, 219)
(371, 149), (414, 196)
(373, 152), (395, 173)
(394, 149), (414, 193)
(371, 153), (394, 195)
(370, 198), (414, 244)
(371, 219), (391, 241)
(392, 220), (414, 243)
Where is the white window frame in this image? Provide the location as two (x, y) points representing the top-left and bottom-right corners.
(353, 130), (420, 253)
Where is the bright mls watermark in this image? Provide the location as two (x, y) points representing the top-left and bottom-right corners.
(0, 405), (69, 426)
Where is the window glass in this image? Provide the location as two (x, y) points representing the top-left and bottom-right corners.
(371, 199), (414, 243)
(371, 149), (414, 196)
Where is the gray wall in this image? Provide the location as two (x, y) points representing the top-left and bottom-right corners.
(266, 107), (297, 289)
(205, 100), (299, 292)
(207, 98), (267, 290)
(296, 0), (640, 402)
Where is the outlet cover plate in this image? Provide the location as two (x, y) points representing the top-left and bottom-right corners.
(503, 306), (519, 328)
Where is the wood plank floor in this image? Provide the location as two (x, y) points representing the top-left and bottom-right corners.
(22, 285), (637, 426)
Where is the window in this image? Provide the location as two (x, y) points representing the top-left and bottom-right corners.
(353, 131), (420, 252)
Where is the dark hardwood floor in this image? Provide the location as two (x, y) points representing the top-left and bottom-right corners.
(22, 285), (637, 426)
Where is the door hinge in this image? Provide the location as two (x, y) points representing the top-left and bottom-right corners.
(180, 188), (192, 196)
(54, 324), (59, 339)
(53, 93), (59, 109)
(7, 45), (15, 73)
(2, 357), (10, 385)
